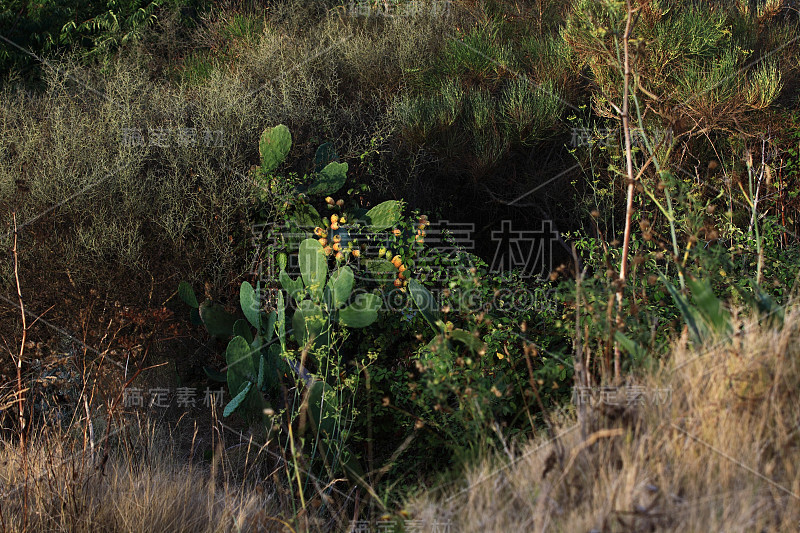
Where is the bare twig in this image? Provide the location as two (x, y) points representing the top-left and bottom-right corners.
(11, 212), (30, 527)
(616, 0), (637, 385)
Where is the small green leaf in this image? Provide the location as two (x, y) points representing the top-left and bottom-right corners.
(233, 319), (254, 345)
(365, 200), (402, 231)
(277, 291), (286, 351)
(178, 281), (198, 308)
(291, 203), (321, 233)
(307, 381), (339, 438)
(449, 329), (485, 353)
(314, 141), (338, 172)
(224, 381), (253, 417)
(292, 300), (325, 347)
(203, 366), (227, 382)
(407, 279), (440, 333)
(280, 270), (305, 302)
(240, 282), (261, 330)
(308, 162), (348, 195)
(339, 293), (381, 328)
(263, 310), (277, 341)
(199, 301), (238, 338)
(328, 266), (355, 309)
(226, 335), (256, 398)
(299, 238), (328, 300)
(365, 258), (396, 285)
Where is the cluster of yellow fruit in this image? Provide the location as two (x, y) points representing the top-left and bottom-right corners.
(324, 196), (345, 208)
(377, 216), (431, 288)
(416, 214), (429, 243)
(314, 213), (360, 262)
(378, 246), (408, 288)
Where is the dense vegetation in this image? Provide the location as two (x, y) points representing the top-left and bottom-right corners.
(1, 0), (799, 530)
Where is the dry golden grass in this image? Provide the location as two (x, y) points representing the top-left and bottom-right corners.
(0, 417), (293, 533)
(407, 307), (800, 532)
(3, 307), (800, 532)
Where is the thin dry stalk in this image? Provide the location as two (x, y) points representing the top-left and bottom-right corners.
(616, 0), (637, 385)
(11, 212), (30, 528)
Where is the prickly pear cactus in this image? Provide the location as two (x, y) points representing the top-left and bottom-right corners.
(224, 335), (264, 418)
(299, 238), (328, 301)
(338, 292), (381, 328)
(259, 124), (292, 175)
(364, 200), (402, 231)
(198, 301), (238, 339)
(279, 238), (381, 346)
(314, 141), (337, 171)
(307, 162), (347, 196)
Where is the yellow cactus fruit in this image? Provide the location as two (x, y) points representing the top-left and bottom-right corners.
(393, 278), (402, 287)
(352, 249), (361, 258)
(398, 264), (407, 273)
(319, 238), (328, 247)
(339, 216), (346, 224)
(393, 228), (402, 236)
(335, 252), (344, 261)
(333, 234), (341, 243)
(325, 196), (335, 204)
(336, 199), (344, 207)
(323, 246), (333, 256)
(331, 223), (339, 230)
(391, 255), (402, 268)
(314, 227), (325, 236)
(333, 243), (341, 252)
(330, 214), (339, 224)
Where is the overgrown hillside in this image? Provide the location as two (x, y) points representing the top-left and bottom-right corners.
(409, 306), (800, 532)
(1, 0), (799, 531)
